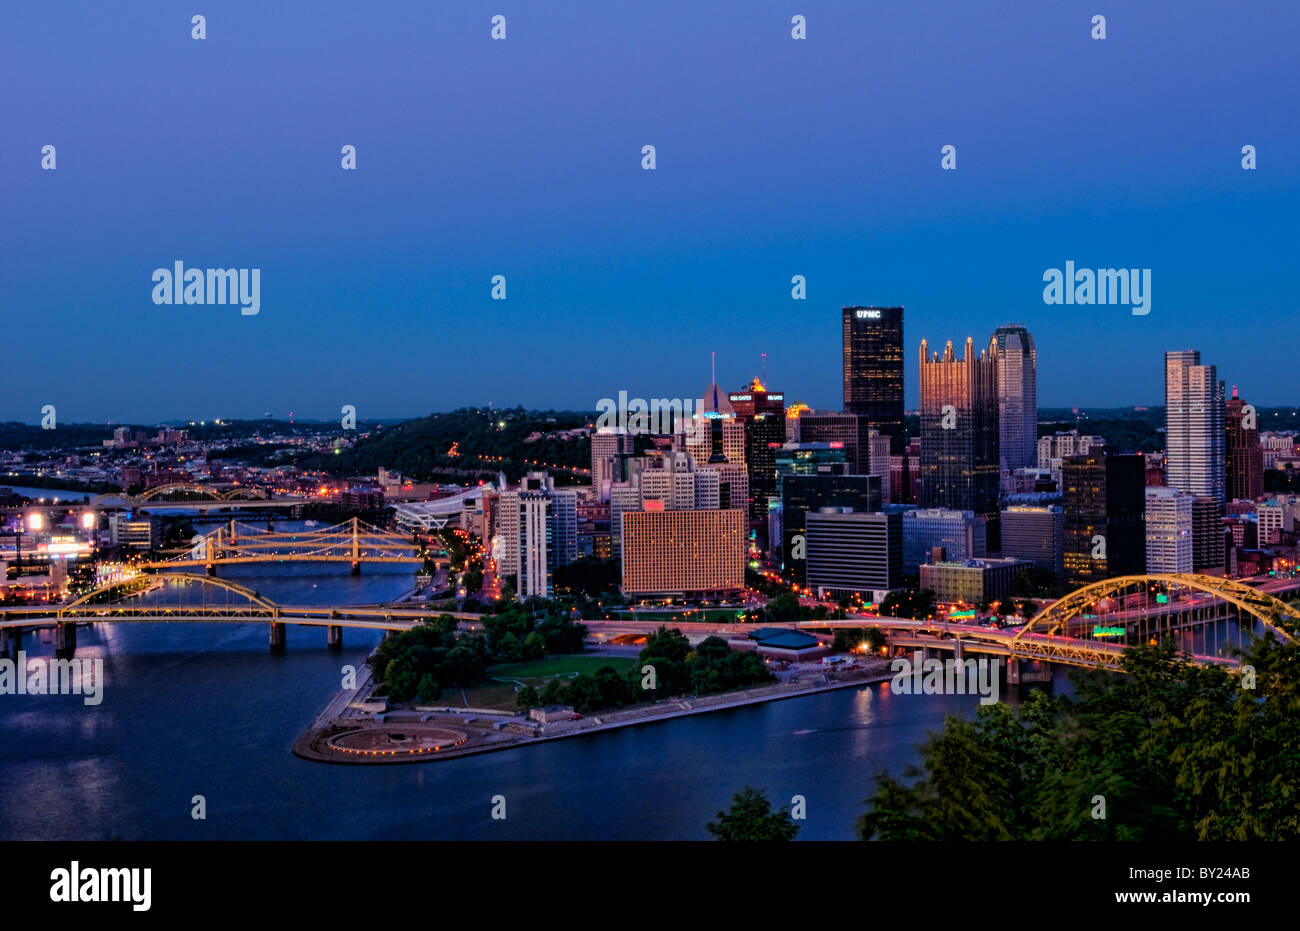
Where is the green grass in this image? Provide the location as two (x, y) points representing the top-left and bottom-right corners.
(452, 683), (521, 711)
(486, 654), (637, 681)
(455, 655), (639, 711)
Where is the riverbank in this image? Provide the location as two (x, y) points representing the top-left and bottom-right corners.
(292, 658), (896, 765)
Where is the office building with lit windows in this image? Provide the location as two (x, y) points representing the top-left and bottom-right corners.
(843, 306), (905, 453)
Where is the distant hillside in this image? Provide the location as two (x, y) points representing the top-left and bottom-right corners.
(300, 408), (593, 483)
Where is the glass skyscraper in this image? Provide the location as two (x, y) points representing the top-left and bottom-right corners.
(842, 306), (904, 454)
(990, 324), (1038, 471)
(1164, 350), (1226, 509)
(918, 336), (1001, 546)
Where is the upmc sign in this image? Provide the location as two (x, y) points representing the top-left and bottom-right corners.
(855, 309), (882, 319)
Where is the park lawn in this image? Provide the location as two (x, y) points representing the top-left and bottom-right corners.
(452, 683), (521, 711)
(485, 654), (637, 681)
(458, 655), (639, 711)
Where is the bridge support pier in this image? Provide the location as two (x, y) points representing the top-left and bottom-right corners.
(350, 561), (361, 576)
(205, 564), (217, 576)
(1006, 659), (1021, 685)
(0, 626), (14, 659)
(327, 625), (343, 651)
(269, 622), (286, 652)
(54, 622), (77, 658)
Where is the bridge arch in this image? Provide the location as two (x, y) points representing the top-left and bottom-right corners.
(219, 486), (269, 501)
(1013, 573), (1297, 644)
(89, 492), (132, 507)
(65, 572), (280, 611)
(135, 481), (217, 501)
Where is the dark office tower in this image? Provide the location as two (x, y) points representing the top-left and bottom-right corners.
(1192, 496), (1226, 572)
(797, 412), (861, 471)
(1225, 386), (1264, 502)
(918, 336), (1001, 546)
(727, 376), (785, 520)
(843, 306), (905, 453)
(1165, 350), (1226, 508)
(780, 473), (882, 582)
(1062, 451), (1146, 586)
(744, 411), (786, 520)
(990, 324), (1038, 471)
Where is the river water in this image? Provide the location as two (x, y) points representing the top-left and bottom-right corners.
(0, 520), (1064, 840)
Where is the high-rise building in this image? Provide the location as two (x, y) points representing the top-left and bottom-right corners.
(902, 509), (987, 576)
(1165, 350), (1226, 508)
(780, 473), (882, 581)
(1192, 496), (1225, 573)
(621, 508), (746, 599)
(990, 324), (1038, 471)
(805, 509), (902, 600)
(742, 410), (785, 521)
(918, 336), (1001, 545)
(495, 472), (578, 598)
(865, 429), (893, 503)
(1145, 486), (1194, 573)
(591, 428), (635, 502)
(1062, 452), (1146, 585)
(1257, 499), (1286, 545)
(796, 413), (861, 471)
(728, 377), (785, 420)
(1000, 505), (1064, 582)
(843, 306), (905, 453)
(1225, 386), (1264, 503)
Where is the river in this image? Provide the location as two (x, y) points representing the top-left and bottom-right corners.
(0, 531), (1069, 840)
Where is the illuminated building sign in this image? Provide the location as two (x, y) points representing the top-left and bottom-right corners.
(855, 309), (882, 319)
(1093, 626), (1126, 638)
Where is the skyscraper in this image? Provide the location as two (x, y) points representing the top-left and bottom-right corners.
(1164, 350), (1226, 508)
(729, 377), (786, 521)
(918, 335), (1001, 545)
(843, 306), (905, 453)
(1145, 486), (1194, 573)
(1225, 386), (1264, 502)
(591, 428), (635, 502)
(496, 471), (578, 598)
(1062, 452), (1146, 585)
(990, 324), (1038, 470)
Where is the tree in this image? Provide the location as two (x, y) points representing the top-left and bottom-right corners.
(706, 787), (800, 841)
(515, 685), (540, 709)
(416, 674), (441, 703)
(766, 591), (801, 621)
(859, 635), (1300, 841)
(538, 677), (567, 706)
(522, 631), (546, 661)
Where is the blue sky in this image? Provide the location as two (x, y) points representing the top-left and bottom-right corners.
(2, 1), (1296, 422)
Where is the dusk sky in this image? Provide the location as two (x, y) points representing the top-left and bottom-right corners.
(3, 1), (1297, 423)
